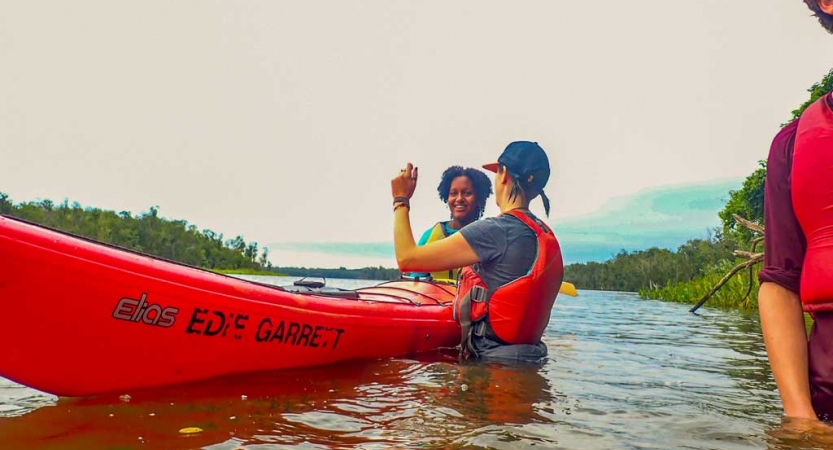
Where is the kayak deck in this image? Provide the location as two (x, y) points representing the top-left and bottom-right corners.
(0, 215), (461, 397)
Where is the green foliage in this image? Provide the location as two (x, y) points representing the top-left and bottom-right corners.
(638, 259), (761, 310)
(212, 268), (285, 276)
(259, 247), (271, 268)
(788, 68), (833, 124)
(0, 193), (12, 215)
(0, 192), (267, 272)
(718, 160), (766, 243)
(716, 68), (833, 245)
(564, 234), (739, 292)
(569, 67), (833, 310)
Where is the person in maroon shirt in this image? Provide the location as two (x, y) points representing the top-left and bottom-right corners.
(758, 1), (833, 425)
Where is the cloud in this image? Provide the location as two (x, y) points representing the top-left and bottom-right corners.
(552, 178), (740, 262)
(265, 178), (742, 268)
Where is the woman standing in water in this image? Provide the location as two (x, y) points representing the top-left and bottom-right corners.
(391, 141), (564, 361)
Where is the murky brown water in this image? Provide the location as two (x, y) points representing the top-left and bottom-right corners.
(0, 276), (828, 449)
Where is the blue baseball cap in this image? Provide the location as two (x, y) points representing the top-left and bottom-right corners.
(483, 141), (552, 215)
(482, 141), (551, 193)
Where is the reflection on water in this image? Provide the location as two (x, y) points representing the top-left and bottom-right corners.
(0, 276), (830, 449)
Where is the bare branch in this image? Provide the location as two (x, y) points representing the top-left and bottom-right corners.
(750, 236), (764, 253)
(689, 258), (761, 313)
(685, 214), (767, 313)
(739, 263), (755, 306)
(732, 214), (765, 235)
(733, 250), (764, 260)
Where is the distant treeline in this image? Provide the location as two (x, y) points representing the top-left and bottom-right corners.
(563, 236), (739, 293)
(268, 266), (402, 280)
(562, 159), (765, 309)
(0, 193), (270, 272)
(565, 68), (833, 309)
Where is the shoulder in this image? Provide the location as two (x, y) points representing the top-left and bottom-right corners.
(458, 217), (508, 264)
(768, 120), (798, 162)
(462, 215), (536, 249)
(441, 221), (459, 235)
(464, 213), (538, 231)
(417, 225), (438, 246)
(762, 120), (799, 187)
(501, 212), (542, 235)
(458, 217), (511, 251)
(431, 221), (447, 234)
(459, 216), (503, 236)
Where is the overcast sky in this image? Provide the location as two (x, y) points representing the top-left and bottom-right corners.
(2, 1), (832, 254)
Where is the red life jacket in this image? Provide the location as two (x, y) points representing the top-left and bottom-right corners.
(792, 94), (833, 312)
(452, 209), (564, 355)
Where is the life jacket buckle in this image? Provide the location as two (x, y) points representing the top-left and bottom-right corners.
(471, 285), (488, 303)
(473, 321), (487, 337)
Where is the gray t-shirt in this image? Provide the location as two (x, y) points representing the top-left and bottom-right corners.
(458, 212), (538, 291)
(458, 211), (549, 361)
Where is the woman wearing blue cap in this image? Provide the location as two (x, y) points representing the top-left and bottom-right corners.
(390, 141), (564, 361)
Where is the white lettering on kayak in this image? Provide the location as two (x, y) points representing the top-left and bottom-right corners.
(112, 293), (179, 328)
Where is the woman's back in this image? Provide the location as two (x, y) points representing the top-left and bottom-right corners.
(458, 212), (537, 290)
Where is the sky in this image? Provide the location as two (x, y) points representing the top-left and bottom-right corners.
(264, 178), (741, 267)
(2, 1), (832, 267)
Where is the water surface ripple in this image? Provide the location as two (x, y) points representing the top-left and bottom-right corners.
(0, 277), (816, 449)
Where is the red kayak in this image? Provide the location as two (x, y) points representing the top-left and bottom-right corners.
(0, 215), (461, 397)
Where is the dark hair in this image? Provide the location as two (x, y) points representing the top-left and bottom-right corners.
(437, 166), (493, 221)
(500, 164), (551, 217)
(805, 0), (833, 33)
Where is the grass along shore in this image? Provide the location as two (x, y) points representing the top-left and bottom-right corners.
(637, 260), (760, 310)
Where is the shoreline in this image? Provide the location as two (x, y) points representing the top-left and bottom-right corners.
(208, 268), (288, 276)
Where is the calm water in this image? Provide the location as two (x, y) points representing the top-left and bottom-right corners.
(0, 275), (826, 449)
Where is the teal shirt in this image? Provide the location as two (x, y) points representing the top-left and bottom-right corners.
(408, 221), (460, 278)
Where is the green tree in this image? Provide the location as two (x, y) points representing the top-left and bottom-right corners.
(0, 192), (12, 214)
(718, 160), (766, 243)
(259, 247), (270, 267)
(0, 193), (269, 274)
(244, 242), (258, 263)
(788, 68), (833, 123)
(716, 68), (833, 244)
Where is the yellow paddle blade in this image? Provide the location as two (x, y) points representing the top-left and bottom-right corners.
(559, 281), (578, 297)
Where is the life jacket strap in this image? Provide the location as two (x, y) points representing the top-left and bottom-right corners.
(455, 284), (489, 359)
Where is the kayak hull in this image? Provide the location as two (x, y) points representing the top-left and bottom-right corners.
(0, 216), (461, 397)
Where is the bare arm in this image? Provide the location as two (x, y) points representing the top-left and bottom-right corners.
(756, 121), (819, 420)
(390, 162), (480, 273)
(759, 281), (815, 419)
(394, 207), (479, 272)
